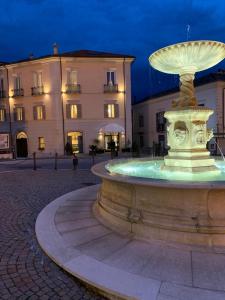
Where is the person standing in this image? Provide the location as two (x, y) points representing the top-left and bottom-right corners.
(72, 153), (78, 170)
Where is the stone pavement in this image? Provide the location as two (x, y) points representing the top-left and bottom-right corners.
(0, 169), (105, 299)
(36, 184), (225, 300)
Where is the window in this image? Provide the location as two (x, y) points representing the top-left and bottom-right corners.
(33, 105), (46, 120)
(107, 71), (116, 85)
(156, 111), (166, 132)
(67, 70), (77, 85)
(139, 115), (144, 127)
(66, 104), (81, 119)
(71, 104), (78, 119)
(104, 104), (119, 118)
(33, 72), (43, 87)
(14, 107), (24, 121)
(38, 137), (45, 150)
(0, 108), (5, 122)
(14, 75), (21, 90)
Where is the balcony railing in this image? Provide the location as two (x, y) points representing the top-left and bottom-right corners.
(12, 88), (24, 97)
(104, 84), (118, 93)
(65, 84), (81, 94)
(0, 90), (6, 98)
(31, 86), (45, 96)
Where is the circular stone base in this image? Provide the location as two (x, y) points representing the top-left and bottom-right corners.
(36, 185), (225, 300)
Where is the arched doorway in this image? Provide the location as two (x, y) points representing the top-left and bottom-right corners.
(16, 132), (28, 158)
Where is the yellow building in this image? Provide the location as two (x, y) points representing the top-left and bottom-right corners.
(0, 45), (135, 157)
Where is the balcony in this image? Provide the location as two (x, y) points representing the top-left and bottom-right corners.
(65, 84), (81, 94)
(0, 90), (6, 98)
(104, 84), (118, 93)
(31, 86), (45, 96)
(12, 88), (24, 97)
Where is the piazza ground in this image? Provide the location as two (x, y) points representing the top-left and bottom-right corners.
(0, 159), (107, 299)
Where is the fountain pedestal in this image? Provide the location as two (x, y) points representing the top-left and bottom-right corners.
(163, 107), (219, 173)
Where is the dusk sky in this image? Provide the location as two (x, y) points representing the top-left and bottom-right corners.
(0, 0), (225, 101)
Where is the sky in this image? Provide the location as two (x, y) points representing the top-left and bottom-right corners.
(0, 0), (225, 102)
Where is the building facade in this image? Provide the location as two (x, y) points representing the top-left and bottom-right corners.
(133, 72), (225, 155)
(0, 46), (134, 157)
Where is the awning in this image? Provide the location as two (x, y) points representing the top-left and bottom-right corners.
(99, 123), (125, 133)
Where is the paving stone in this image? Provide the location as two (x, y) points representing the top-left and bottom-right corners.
(0, 169), (104, 299)
(192, 251), (225, 291)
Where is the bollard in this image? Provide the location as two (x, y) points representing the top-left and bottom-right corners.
(33, 152), (37, 170)
(54, 152), (58, 170)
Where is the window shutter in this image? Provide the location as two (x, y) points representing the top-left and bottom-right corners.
(42, 105), (46, 120)
(104, 104), (108, 118)
(33, 106), (37, 120)
(77, 104), (82, 119)
(66, 104), (71, 119)
(38, 73), (43, 87)
(115, 104), (119, 118)
(22, 107), (25, 121)
(33, 72), (37, 87)
(67, 71), (71, 84)
(71, 71), (77, 84)
(107, 72), (110, 84)
(13, 108), (17, 121)
(111, 72), (115, 84)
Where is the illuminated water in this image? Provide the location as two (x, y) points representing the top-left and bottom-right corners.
(106, 160), (225, 182)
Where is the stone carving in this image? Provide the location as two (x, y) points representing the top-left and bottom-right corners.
(207, 128), (214, 142)
(173, 121), (188, 145)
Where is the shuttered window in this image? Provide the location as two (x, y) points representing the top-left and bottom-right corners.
(38, 137), (45, 150)
(66, 104), (82, 119)
(107, 71), (116, 85)
(33, 105), (46, 120)
(0, 108), (6, 122)
(14, 107), (25, 121)
(104, 104), (119, 118)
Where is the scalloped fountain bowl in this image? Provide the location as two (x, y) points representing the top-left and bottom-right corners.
(92, 158), (225, 247)
(149, 40), (225, 74)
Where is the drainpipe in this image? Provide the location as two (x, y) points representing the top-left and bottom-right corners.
(59, 57), (65, 155)
(3, 65), (13, 157)
(123, 58), (127, 146)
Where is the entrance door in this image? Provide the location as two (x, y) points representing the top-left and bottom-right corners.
(16, 132), (28, 157)
(67, 132), (83, 153)
(104, 133), (119, 151)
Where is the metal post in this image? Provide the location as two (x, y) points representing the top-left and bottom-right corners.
(55, 152), (58, 170)
(33, 152), (36, 170)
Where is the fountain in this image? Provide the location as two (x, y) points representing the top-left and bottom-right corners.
(92, 40), (225, 246)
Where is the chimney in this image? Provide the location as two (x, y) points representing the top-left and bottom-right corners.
(29, 53), (34, 59)
(53, 43), (58, 55)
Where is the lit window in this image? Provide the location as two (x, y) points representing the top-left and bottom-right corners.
(36, 106), (43, 120)
(107, 104), (115, 118)
(67, 70), (77, 85)
(0, 108), (5, 121)
(38, 137), (45, 150)
(107, 71), (116, 85)
(70, 104), (78, 119)
(16, 107), (23, 121)
(33, 72), (43, 87)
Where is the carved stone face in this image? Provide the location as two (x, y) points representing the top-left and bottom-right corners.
(174, 129), (187, 145)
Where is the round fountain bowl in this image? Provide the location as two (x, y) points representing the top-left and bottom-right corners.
(92, 158), (225, 247)
(149, 40), (225, 75)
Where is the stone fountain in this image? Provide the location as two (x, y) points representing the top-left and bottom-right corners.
(92, 41), (225, 247)
(149, 40), (225, 173)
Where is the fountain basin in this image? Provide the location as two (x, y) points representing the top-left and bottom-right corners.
(92, 158), (225, 247)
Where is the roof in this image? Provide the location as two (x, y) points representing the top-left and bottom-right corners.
(1, 49), (135, 65)
(135, 71), (225, 105)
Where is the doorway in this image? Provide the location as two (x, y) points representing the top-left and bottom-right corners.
(67, 131), (83, 153)
(16, 132), (28, 158)
(104, 133), (119, 151)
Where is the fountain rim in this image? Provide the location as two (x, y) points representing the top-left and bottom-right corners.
(91, 158), (225, 190)
(149, 40), (225, 61)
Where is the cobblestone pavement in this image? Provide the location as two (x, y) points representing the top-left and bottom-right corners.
(0, 169), (106, 299)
